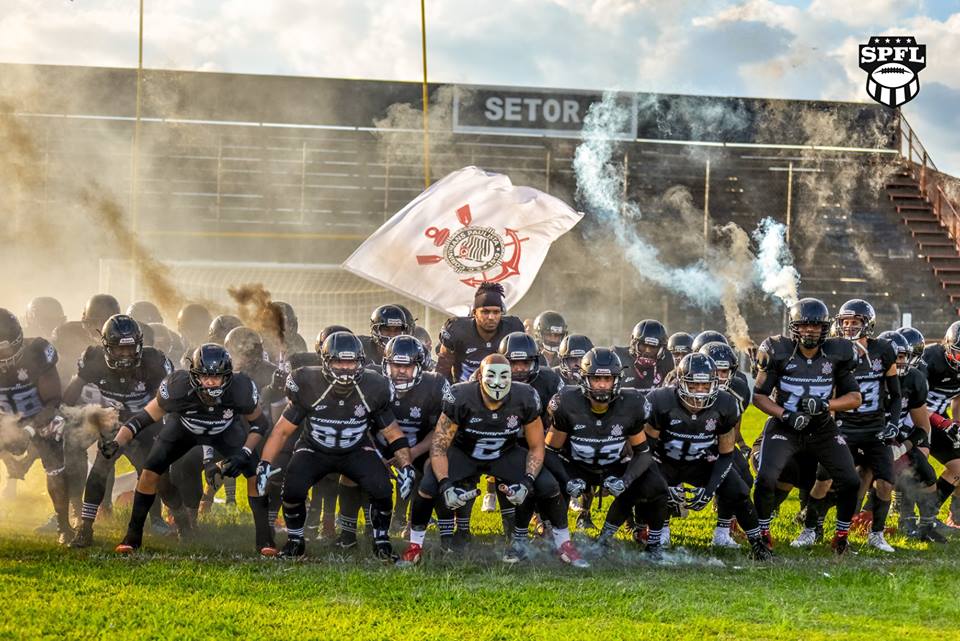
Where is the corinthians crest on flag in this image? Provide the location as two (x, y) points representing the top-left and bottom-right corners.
(343, 166), (584, 316)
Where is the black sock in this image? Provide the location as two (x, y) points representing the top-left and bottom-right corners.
(409, 493), (436, 530)
(936, 478), (955, 507)
(370, 498), (392, 544)
(249, 495), (273, 547)
(774, 487), (791, 510)
(804, 496), (825, 529)
(128, 490), (156, 539)
(338, 484), (362, 531)
(871, 493), (891, 533)
(283, 501), (306, 540)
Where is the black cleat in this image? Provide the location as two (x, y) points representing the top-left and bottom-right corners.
(69, 522), (94, 548)
(918, 525), (947, 544)
(279, 537), (306, 559)
(831, 532), (849, 556)
(644, 543), (664, 561)
(576, 512), (596, 531)
(749, 537), (774, 561)
(115, 531), (142, 554)
(373, 540), (398, 563)
(335, 531), (358, 549)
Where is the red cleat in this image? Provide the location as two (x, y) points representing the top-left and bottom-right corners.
(114, 543), (137, 555)
(557, 540), (590, 568)
(850, 511), (873, 535)
(398, 542), (422, 566)
(760, 529), (773, 550)
(259, 545), (279, 557)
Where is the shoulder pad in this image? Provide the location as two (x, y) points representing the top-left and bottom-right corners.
(501, 316), (526, 332)
(25, 337), (58, 368)
(288, 352), (321, 369)
(822, 337), (857, 360)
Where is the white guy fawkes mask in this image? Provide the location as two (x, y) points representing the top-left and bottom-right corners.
(481, 362), (511, 401)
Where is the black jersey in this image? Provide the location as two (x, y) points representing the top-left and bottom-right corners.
(755, 335), (859, 430)
(359, 335), (384, 367)
(239, 359), (277, 395)
(382, 372), (448, 449)
(527, 367), (564, 425)
(897, 367), (928, 429)
(644, 387), (741, 463)
(836, 338), (897, 436)
(442, 380), (540, 460)
(0, 337), (58, 419)
(549, 386), (645, 472)
(157, 369), (260, 436)
(615, 347), (673, 396)
(540, 350), (560, 368)
(76, 346), (173, 420)
(726, 371), (752, 414)
(921, 344), (960, 414)
(282, 368), (395, 454)
(439, 315), (526, 382)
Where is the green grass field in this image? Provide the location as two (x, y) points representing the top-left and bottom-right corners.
(2, 407), (959, 641)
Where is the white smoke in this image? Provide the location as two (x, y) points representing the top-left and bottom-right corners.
(752, 217), (800, 306)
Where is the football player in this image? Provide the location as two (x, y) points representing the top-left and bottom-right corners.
(616, 320), (673, 396)
(545, 348), (668, 555)
(23, 297), (66, 341)
(177, 304), (213, 361)
(64, 315), (178, 547)
(532, 310), (568, 368)
(105, 344), (271, 554)
(399, 354), (588, 567)
(554, 334), (593, 386)
(207, 315), (243, 346)
(361, 305), (414, 367)
(645, 353), (771, 560)
(0, 309), (72, 543)
(126, 301), (163, 326)
(263, 301), (309, 364)
(436, 282), (525, 383)
(667, 332), (694, 369)
(412, 326), (436, 371)
(256, 332), (414, 561)
(752, 298), (862, 554)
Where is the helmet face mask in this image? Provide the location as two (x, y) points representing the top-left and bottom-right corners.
(558, 334), (593, 382)
(789, 298), (831, 349)
(629, 320), (667, 368)
(897, 327), (925, 368)
(383, 335), (425, 393)
(0, 334), (23, 369)
(371, 305), (412, 347)
(321, 332), (366, 391)
(677, 354), (719, 411)
(498, 332), (541, 383)
(101, 315), (144, 370)
(579, 347), (623, 404)
(834, 299), (876, 341)
(534, 311), (567, 354)
(699, 342), (737, 392)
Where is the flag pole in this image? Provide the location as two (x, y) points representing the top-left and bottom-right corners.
(130, 0), (144, 299)
(420, 0), (430, 189)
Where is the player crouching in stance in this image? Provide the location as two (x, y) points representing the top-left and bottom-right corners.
(110, 344), (271, 554)
(400, 354), (588, 567)
(543, 348), (669, 557)
(645, 353), (773, 561)
(256, 332), (415, 561)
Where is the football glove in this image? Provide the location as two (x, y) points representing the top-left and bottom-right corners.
(441, 482), (479, 510)
(499, 475), (534, 506)
(782, 411), (811, 432)
(946, 423), (960, 449)
(566, 478), (587, 498)
(255, 461), (280, 496)
(880, 421), (900, 442)
(685, 487), (712, 511)
(602, 476), (626, 497)
(396, 465), (416, 500)
(667, 485), (686, 508)
(797, 395), (829, 416)
(220, 447), (254, 478)
(38, 416), (65, 442)
(98, 436), (120, 460)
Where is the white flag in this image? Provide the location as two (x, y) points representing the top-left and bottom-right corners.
(343, 166), (584, 317)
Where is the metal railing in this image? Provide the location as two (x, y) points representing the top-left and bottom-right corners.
(897, 112), (960, 245)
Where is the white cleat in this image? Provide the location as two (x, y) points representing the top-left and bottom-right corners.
(481, 493), (497, 513)
(661, 526), (671, 549)
(569, 498), (583, 513)
(712, 528), (741, 549)
(867, 531), (895, 553)
(790, 528), (818, 548)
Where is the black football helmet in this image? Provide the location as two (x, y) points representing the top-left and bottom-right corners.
(270, 301), (299, 337)
(667, 332), (694, 367)
(0, 308), (24, 369)
(533, 311), (568, 354)
(558, 334), (593, 382)
(835, 299), (876, 340)
(897, 326), (925, 368)
(691, 330), (728, 353)
(140, 322), (155, 347)
(24, 297), (66, 338)
(82, 294), (121, 332)
(151, 323), (184, 363)
(699, 341), (738, 391)
(315, 325), (353, 352)
(178, 304), (213, 345)
(383, 335), (426, 392)
(101, 314), (143, 370)
(395, 304), (418, 330)
(629, 319), (668, 366)
(499, 332), (540, 383)
(944, 321), (960, 371)
(320, 331), (366, 389)
(224, 327), (264, 367)
(126, 301), (163, 325)
(208, 315), (243, 345)
(676, 353), (719, 410)
(788, 298), (831, 349)
(579, 347), (623, 403)
(370, 304), (412, 347)
(189, 343), (233, 404)
(412, 326), (436, 371)
(878, 330), (910, 376)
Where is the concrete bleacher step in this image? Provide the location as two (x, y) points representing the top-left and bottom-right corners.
(933, 266), (960, 275)
(887, 180), (919, 189)
(897, 204), (934, 214)
(918, 240), (956, 249)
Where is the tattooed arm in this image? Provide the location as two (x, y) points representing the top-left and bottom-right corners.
(522, 417), (545, 479)
(430, 413), (458, 481)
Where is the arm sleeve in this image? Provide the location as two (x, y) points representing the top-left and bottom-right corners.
(621, 439), (653, 486)
(548, 394), (570, 433)
(753, 340), (780, 397)
(908, 375), (928, 410)
(544, 448), (570, 485)
(705, 451), (734, 495)
(883, 373), (902, 418)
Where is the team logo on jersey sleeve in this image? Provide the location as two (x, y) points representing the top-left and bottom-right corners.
(223, 409), (234, 420)
(821, 362), (833, 375)
(610, 424), (623, 437)
(17, 368), (28, 382)
(135, 381), (146, 392)
(705, 418), (717, 433)
(507, 415), (519, 429)
(355, 404), (366, 418)
(871, 358), (883, 372)
(44, 344), (56, 363)
(159, 380), (170, 399)
(285, 375), (299, 393)
(410, 406), (421, 419)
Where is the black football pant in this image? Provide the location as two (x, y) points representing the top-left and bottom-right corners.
(660, 456), (762, 536)
(754, 418), (859, 532)
(280, 441), (393, 548)
(26, 431), (72, 532)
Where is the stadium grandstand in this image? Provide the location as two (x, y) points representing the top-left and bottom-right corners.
(3, 62), (958, 343)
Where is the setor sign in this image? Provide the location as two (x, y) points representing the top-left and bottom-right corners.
(453, 86), (637, 139)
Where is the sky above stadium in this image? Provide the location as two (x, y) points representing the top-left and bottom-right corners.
(1, 0), (958, 174)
